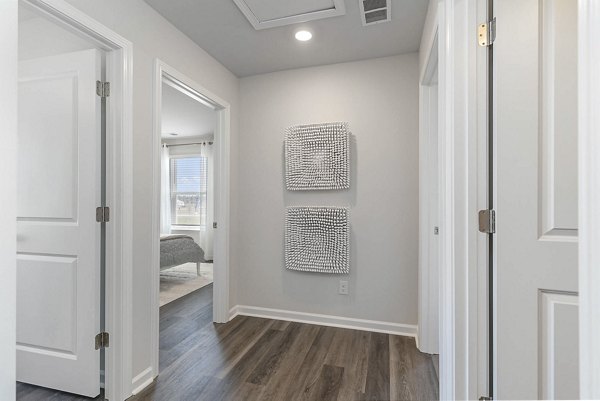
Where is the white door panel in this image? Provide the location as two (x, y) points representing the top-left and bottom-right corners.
(495, 0), (579, 399)
(17, 49), (102, 397)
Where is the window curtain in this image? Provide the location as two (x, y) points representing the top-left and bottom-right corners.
(160, 144), (172, 235)
(200, 144), (214, 260)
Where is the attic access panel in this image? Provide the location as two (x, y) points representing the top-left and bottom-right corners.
(233, 0), (346, 30)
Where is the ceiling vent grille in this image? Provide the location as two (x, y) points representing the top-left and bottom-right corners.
(359, 0), (391, 26)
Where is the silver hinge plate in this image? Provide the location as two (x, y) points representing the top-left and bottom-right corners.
(478, 209), (496, 234)
(96, 206), (110, 223)
(478, 17), (496, 47)
(96, 81), (110, 98)
(95, 332), (109, 350)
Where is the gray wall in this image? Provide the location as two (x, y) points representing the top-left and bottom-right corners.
(237, 54), (419, 325)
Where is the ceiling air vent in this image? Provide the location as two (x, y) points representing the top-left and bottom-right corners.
(359, 0), (391, 26)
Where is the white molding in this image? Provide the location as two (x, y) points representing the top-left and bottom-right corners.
(418, 29), (440, 355)
(438, 1), (455, 398)
(578, 1), (600, 399)
(19, 1), (133, 400)
(130, 367), (153, 396)
(438, 0), (486, 399)
(230, 305), (418, 337)
(232, 0), (346, 30)
(0, 3), (17, 400)
(151, 59), (231, 387)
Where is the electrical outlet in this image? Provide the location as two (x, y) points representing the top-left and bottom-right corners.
(339, 280), (349, 295)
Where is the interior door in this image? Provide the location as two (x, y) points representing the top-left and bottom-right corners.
(495, 0), (579, 399)
(17, 49), (102, 397)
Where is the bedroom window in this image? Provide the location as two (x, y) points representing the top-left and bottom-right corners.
(170, 156), (208, 227)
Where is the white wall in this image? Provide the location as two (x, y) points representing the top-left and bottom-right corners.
(237, 54), (419, 325)
(18, 13), (94, 60)
(0, 2), (17, 400)
(63, 0), (240, 386)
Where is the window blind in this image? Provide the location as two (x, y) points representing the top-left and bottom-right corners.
(170, 156), (208, 227)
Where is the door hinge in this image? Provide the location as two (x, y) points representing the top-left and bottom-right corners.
(95, 332), (109, 350)
(478, 17), (496, 47)
(478, 209), (496, 234)
(96, 81), (110, 98)
(479, 396), (493, 401)
(213, 222), (218, 229)
(96, 206), (110, 223)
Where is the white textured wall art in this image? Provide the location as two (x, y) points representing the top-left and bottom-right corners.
(285, 207), (349, 274)
(285, 122), (350, 190)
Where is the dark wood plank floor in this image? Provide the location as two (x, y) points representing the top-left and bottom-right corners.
(17, 284), (439, 401)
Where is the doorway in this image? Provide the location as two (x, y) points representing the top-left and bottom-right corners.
(149, 61), (232, 383)
(16, 2), (106, 398)
(15, 0), (133, 400)
(158, 79), (216, 307)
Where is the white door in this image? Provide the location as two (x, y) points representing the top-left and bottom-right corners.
(17, 49), (102, 397)
(495, 0), (579, 399)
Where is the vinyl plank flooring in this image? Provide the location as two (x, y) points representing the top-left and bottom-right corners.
(389, 336), (439, 401)
(362, 332), (391, 401)
(283, 325), (338, 401)
(306, 364), (345, 401)
(17, 284), (439, 401)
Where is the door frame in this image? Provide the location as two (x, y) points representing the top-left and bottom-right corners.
(0, 2), (18, 400)
(150, 59), (231, 378)
(418, 28), (440, 355)
(578, 1), (600, 398)
(436, 0), (492, 399)
(18, 1), (134, 400)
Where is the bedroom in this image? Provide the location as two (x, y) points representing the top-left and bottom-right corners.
(158, 77), (215, 306)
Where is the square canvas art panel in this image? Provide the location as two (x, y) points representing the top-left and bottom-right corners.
(285, 206), (349, 274)
(285, 122), (350, 190)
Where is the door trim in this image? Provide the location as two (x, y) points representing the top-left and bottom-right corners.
(418, 27), (440, 355)
(437, 0), (491, 399)
(0, 3), (17, 400)
(150, 59), (232, 382)
(20, 1), (134, 400)
(578, 1), (600, 398)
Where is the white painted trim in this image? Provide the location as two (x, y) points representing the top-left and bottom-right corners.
(438, 0), (487, 399)
(130, 367), (153, 396)
(151, 59), (231, 386)
(438, 1), (456, 398)
(18, 1), (133, 400)
(418, 29), (440, 355)
(0, 3), (17, 400)
(230, 305), (418, 338)
(232, 0), (346, 30)
(578, 1), (600, 398)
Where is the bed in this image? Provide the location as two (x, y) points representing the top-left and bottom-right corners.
(160, 235), (206, 275)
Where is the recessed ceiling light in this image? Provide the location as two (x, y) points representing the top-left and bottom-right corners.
(295, 30), (313, 42)
(169, 133), (178, 136)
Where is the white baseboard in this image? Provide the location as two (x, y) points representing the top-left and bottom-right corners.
(131, 366), (154, 395)
(229, 305), (417, 337)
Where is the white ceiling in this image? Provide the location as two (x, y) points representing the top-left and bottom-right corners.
(161, 83), (215, 139)
(144, 0), (429, 77)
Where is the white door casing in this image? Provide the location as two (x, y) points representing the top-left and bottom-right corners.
(494, 0), (579, 399)
(17, 49), (102, 397)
